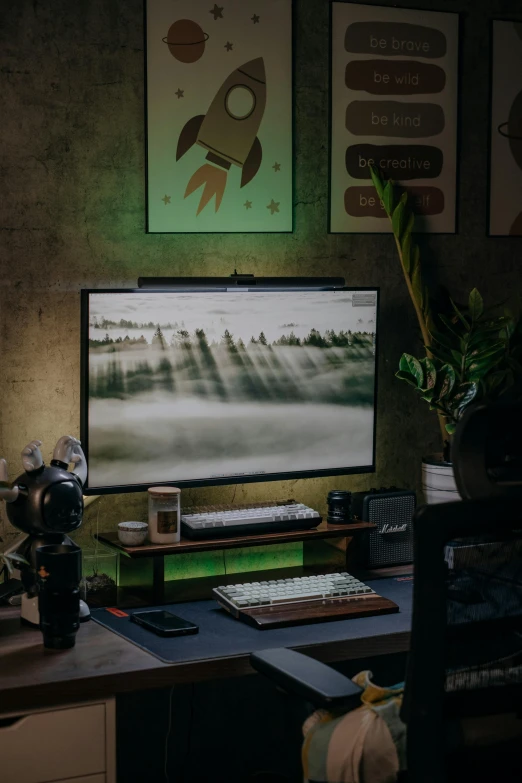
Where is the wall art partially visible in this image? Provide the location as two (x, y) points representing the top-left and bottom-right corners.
(330, 2), (459, 234)
(489, 20), (522, 237)
(146, 0), (293, 233)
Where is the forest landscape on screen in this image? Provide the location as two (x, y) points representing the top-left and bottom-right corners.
(84, 290), (378, 489)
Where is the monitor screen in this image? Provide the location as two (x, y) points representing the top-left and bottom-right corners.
(81, 287), (378, 492)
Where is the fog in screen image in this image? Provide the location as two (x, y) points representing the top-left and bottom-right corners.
(86, 291), (377, 488)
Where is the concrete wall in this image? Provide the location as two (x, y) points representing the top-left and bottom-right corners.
(1, 0), (521, 548)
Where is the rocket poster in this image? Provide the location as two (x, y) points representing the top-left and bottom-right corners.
(146, 0), (293, 233)
(330, 3), (459, 234)
(489, 21), (522, 236)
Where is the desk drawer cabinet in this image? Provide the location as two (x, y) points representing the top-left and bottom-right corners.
(1, 700), (115, 783)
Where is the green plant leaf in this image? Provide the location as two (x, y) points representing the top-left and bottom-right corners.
(438, 314), (462, 340)
(396, 370), (419, 388)
(401, 231), (412, 276)
(391, 192), (408, 240)
(484, 370), (508, 395)
(446, 421), (457, 435)
(411, 247), (423, 310)
(467, 359), (503, 379)
(399, 354), (424, 388)
(468, 289), (484, 322)
(466, 342), (506, 364)
(468, 325), (506, 347)
(419, 357), (437, 390)
(501, 368), (515, 392)
(400, 213), (415, 275)
(451, 350), (463, 366)
(499, 327), (512, 343)
(502, 310), (516, 340)
(382, 180), (395, 216)
(369, 164), (385, 201)
(425, 310), (435, 337)
(430, 328), (457, 352)
(452, 381), (479, 413)
(436, 364), (456, 399)
(5, 552), (27, 563)
(467, 348), (505, 370)
(428, 343), (455, 366)
(450, 298), (469, 329)
(2, 557), (13, 575)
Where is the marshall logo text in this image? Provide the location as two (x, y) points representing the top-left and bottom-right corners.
(380, 522), (408, 534)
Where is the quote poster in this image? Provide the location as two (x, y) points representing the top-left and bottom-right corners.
(330, 3), (459, 233)
(489, 21), (522, 236)
(146, 0), (293, 233)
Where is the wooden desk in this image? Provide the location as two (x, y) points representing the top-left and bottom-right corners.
(0, 576), (412, 717)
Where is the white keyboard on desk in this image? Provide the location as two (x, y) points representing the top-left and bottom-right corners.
(212, 571), (399, 629)
(214, 572), (375, 610)
(180, 501), (322, 540)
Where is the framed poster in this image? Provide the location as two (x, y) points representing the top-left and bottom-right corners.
(489, 20), (522, 236)
(330, 2), (459, 234)
(146, 0), (293, 233)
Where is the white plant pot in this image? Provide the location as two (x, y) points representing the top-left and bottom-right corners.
(422, 455), (460, 504)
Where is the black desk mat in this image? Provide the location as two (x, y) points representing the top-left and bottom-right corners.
(91, 576), (413, 663)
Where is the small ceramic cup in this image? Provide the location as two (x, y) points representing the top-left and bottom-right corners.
(118, 521), (148, 546)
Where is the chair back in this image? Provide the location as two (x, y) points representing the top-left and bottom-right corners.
(404, 496), (522, 782)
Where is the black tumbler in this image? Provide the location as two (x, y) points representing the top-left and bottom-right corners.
(36, 544), (81, 650)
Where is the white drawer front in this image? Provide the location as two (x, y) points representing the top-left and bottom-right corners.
(1, 704), (106, 783)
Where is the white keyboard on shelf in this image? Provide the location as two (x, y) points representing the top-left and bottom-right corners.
(213, 572), (376, 610)
(180, 501), (322, 540)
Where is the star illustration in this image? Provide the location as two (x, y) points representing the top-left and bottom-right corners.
(272, 162), (281, 172)
(267, 199), (280, 215)
(210, 4), (224, 20)
(244, 200), (253, 210)
(252, 14), (260, 24)
(175, 88), (184, 99)
(161, 195), (171, 205)
(224, 41), (233, 51)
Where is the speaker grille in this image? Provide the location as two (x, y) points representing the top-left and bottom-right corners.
(367, 495), (415, 567)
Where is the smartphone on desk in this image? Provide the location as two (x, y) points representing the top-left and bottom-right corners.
(130, 610), (199, 637)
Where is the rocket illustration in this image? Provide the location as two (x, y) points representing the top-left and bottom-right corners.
(177, 57), (266, 215)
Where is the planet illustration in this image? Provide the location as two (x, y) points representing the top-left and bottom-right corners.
(163, 19), (209, 64)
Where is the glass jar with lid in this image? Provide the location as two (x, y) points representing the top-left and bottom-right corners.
(148, 486), (181, 544)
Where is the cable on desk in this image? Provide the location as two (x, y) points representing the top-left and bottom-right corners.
(182, 683), (196, 783)
(164, 685), (174, 782)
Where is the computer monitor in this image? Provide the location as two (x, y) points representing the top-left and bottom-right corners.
(80, 283), (379, 493)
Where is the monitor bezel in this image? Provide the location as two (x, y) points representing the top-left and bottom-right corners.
(80, 285), (379, 495)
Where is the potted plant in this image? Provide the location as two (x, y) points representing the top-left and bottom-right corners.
(80, 545), (118, 607)
(369, 166), (522, 502)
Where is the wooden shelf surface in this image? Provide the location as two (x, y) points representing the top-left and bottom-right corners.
(96, 521), (375, 558)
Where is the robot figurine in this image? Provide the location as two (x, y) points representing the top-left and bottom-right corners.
(0, 436), (90, 625)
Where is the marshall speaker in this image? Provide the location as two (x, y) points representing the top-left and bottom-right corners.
(351, 488), (416, 568)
